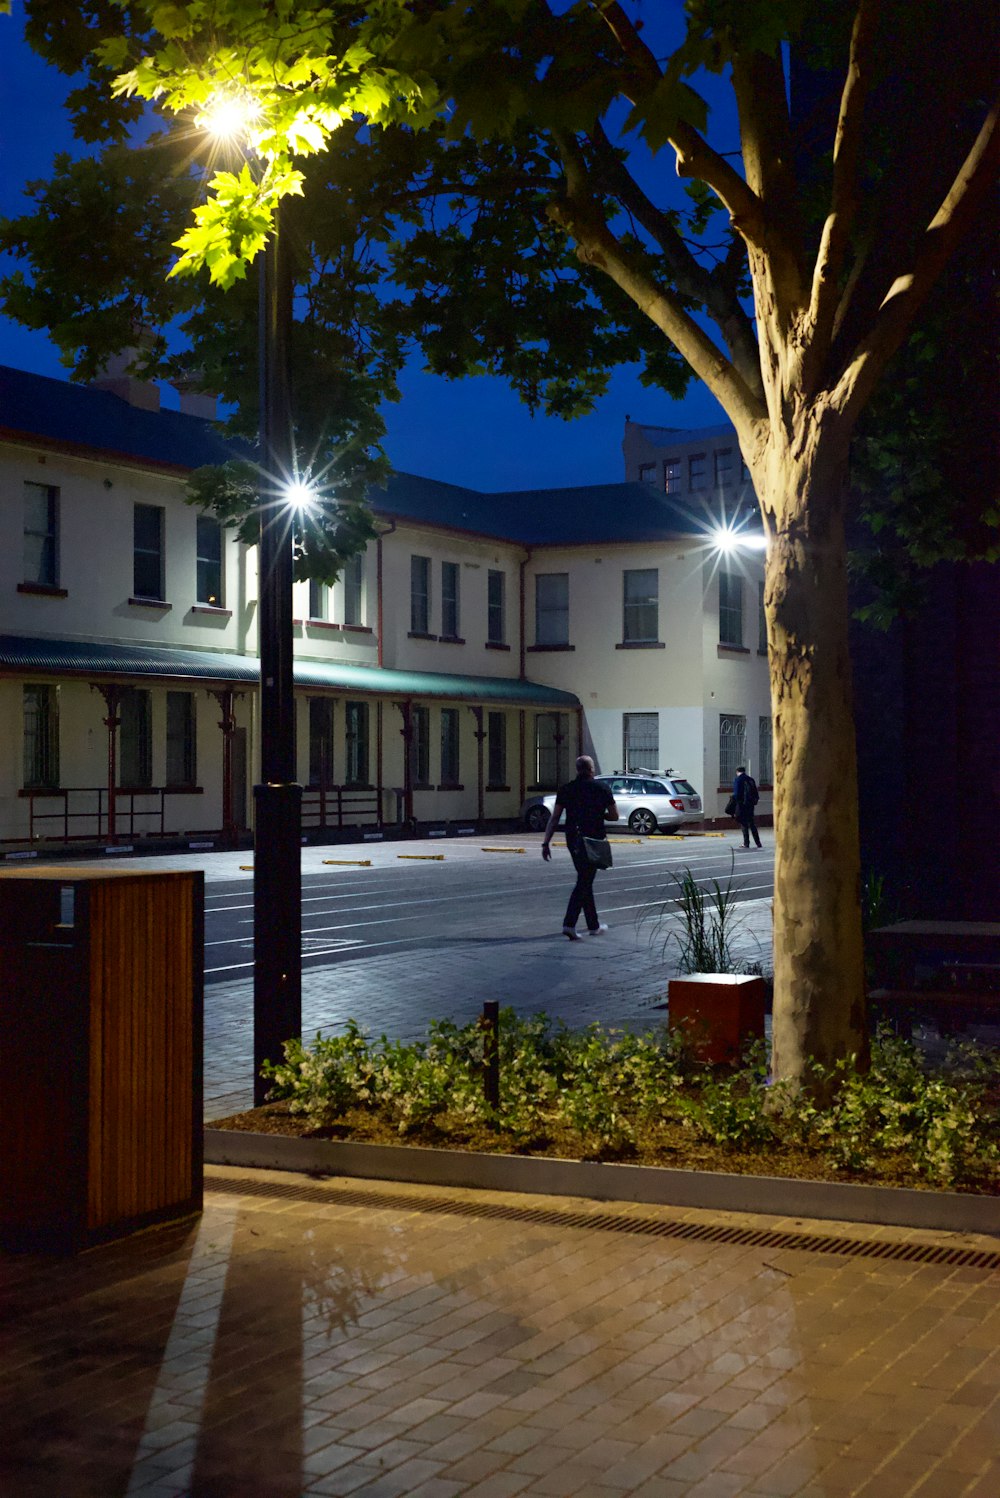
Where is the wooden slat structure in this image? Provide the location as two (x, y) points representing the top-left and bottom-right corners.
(0, 867), (203, 1251)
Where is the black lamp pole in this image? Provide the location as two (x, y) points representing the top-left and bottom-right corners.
(253, 197), (302, 1105)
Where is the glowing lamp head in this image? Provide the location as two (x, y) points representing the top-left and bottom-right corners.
(284, 481), (318, 511)
(199, 90), (262, 142)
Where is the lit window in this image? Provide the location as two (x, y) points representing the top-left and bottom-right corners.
(664, 460), (682, 494)
(196, 515), (223, 605)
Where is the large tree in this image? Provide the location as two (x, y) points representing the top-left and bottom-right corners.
(6, 0), (997, 1091)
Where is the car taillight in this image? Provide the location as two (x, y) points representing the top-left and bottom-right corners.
(669, 798), (684, 811)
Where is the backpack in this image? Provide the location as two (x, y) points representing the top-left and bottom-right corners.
(745, 776), (759, 807)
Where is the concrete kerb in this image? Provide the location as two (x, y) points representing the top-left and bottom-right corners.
(204, 1129), (1000, 1237)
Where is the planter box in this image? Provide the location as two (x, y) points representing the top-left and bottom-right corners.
(204, 1129), (1000, 1237)
(668, 973), (766, 1063)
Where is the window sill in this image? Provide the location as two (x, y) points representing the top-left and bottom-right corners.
(129, 597), (172, 611)
(485, 641), (511, 651)
(717, 643), (749, 656)
(18, 582), (67, 598)
(191, 604), (231, 618)
(18, 785), (64, 796)
(163, 785), (204, 795)
(305, 617), (338, 630)
(615, 640), (666, 650)
(486, 784), (511, 793)
(526, 643), (575, 653)
(438, 635), (466, 645)
(436, 783), (464, 792)
(412, 782), (432, 792)
(341, 623), (373, 634)
(408, 631), (438, 641)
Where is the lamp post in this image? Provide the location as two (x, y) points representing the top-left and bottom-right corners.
(253, 195), (302, 1105)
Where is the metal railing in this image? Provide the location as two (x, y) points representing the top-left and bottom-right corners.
(301, 785), (382, 830)
(12, 786), (193, 843)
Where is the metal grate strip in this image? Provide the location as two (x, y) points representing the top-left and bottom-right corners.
(206, 1172), (1000, 1271)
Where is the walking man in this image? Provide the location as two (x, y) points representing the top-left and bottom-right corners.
(733, 764), (762, 848)
(541, 755), (618, 938)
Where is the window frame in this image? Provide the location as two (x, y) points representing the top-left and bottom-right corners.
(719, 568), (744, 647)
(195, 514), (223, 607)
(535, 572), (569, 646)
(487, 569), (506, 645)
(308, 579), (328, 621)
(623, 568), (659, 644)
(23, 481), (59, 588)
(308, 697), (335, 786)
(439, 707), (460, 786)
(133, 504), (165, 601)
(411, 703), (430, 787)
(719, 713), (747, 787)
(165, 690), (196, 787)
(119, 688), (153, 788)
(22, 683), (59, 789)
(410, 555), (431, 635)
(343, 552), (363, 626)
(441, 560), (460, 638)
(663, 459), (682, 494)
(688, 453), (707, 491)
(759, 715), (773, 784)
(714, 448), (733, 486)
(534, 711), (569, 789)
(623, 712), (659, 774)
(344, 700), (369, 786)
(487, 711), (507, 788)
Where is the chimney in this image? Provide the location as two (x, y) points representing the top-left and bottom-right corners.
(172, 374), (218, 421)
(91, 329), (160, 411)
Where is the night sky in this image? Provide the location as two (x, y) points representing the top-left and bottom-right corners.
(0, 3), (728, 491)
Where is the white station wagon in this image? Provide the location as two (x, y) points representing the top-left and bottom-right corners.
(522, 769), (702, 835)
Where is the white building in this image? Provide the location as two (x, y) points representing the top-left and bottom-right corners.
(0, 365), (770, 851)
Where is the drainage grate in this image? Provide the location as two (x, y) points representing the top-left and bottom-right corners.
(207, 1172), (1000, 1271)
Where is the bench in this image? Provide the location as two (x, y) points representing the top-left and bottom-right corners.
(866, 921), (1000, 1037)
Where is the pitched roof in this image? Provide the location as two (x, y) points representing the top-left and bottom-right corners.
(0, 363), (236, 472)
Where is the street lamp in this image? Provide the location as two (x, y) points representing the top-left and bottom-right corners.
(202, 91), (303, 1103)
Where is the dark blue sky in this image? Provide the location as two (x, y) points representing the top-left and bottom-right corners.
(0, 3), (727, 490)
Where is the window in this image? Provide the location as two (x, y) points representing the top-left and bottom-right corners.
(343, 552), (363, 626)
(196, 515), (223, 605)
(623, 712), (658, 773)
(23, 482), (58, 587)
(759, 716), (773, 784)
(410, 555), (430, 634)
(719, 713), (746, 786)
(22, 684), (59, 788)
(133, 504), (164, 600)
(638, 462), (656, 485)
(165, 692), (196, 786)
(487, 569), (506, 644)
(758, 580), (767, 654)
(411, 705), (430, 786)
(719, 568), (744, 646)
(345, 700), (369, 785)
(714, 449), (733, 486)
(535, 712), (569, 788)
(309, 698), (335, 785)
(488, 711), (507, 787)
(664, 459), (682, 494)
(623, 568), (658, 643)
(441, 561), (460, 638)
(440, 708), (460, 785)
(308, 579), (328, 621)
(120, 689), (152, 787)
(535, 573), (569, 646)
(689, 454), (707, 490)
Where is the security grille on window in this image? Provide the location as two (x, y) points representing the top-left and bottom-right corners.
(441, 561), (460, 637)
(758, 580), (767, 654)
(624, 713), (659, 773)
(759, 716), (773, 784)
(308, 579), (327, 621)
(343, 552), (363, 625)
(719, 568), (744, 646)
(487, 569), (505, 644)
(120, 689), (152, 787)
(196, 515), (223, 605)
(714, 449), (733, 486)
(309, 698), (335, 785)
(623, 568), (658, 643)
(535, 712), (569, 788)
(133, 504), (164, 600)
(440, 708), (460, 784)
(23, 683), (59, 789)
(23, 482), (58, 587)
(166, 691), (196, 786)
(535, 573), (569, 646)
(664, 459), (682, 493)
(410, 555), (430, 633)
(487, 712), (506, 788)
(345, 700), (369, 785)
(689, 454), (707, 490)
(412, 704), (430, 786)
(719, 713), (746, 786)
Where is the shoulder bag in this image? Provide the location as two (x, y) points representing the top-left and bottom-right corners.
(583, 836), (613, 869)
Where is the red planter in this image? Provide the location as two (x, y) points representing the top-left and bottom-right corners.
(667, 973), (766, 1064)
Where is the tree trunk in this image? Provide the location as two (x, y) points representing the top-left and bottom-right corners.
(763, 423), (868, 1095)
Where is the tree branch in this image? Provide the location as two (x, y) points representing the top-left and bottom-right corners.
(587, 126), (763, 396)
(807, 0), (881, 355)
(548, 131), (765, 437)
(833, 96), (1000, 426)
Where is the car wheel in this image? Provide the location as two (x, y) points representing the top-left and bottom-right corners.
(628, 808), (658, 835)
(526, 805), (549, 832)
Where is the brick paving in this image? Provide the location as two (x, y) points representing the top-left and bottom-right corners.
(3, 1169), (998, 1497)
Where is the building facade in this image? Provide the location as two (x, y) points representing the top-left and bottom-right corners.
(0, 367), (769, 851)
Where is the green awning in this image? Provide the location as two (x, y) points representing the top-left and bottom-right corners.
(0, 634), (579, 708)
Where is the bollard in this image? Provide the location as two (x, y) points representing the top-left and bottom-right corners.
(481, 1000), (500, 1113)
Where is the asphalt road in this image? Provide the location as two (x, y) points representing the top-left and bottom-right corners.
(203, 830), (775, 984)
